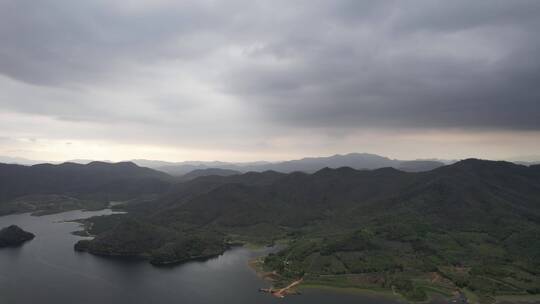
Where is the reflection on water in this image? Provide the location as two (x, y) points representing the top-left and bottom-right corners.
(0, 210), (401, 304)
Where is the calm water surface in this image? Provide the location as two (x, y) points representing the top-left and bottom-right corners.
(0, 210), (402, 304)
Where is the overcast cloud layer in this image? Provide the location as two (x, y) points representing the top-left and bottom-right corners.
(1, 0), (539, 162)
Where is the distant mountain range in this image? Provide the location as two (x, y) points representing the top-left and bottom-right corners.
(2, 153), (539, 177)
(0, 156), (49, 166)
(136, 153), (451, 175)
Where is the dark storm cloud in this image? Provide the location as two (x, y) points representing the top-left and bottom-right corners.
(0, 0), (230, 86)
(222, 0), (540, 131)
(1, 0), (539, 132)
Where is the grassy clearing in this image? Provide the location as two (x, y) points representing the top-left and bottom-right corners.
(299, 283), (405, 301)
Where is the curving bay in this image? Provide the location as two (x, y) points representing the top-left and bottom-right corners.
(0, 210), (402, 304)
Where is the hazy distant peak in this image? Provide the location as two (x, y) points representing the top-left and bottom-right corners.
(452, 158), (518, 168)
(87, 161), (139, 168)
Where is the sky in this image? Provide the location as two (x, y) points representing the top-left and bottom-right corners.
(1, 0), (539, 162)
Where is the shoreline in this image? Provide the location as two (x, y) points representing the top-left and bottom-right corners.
(8, 207), (535, 304)
(248, 256), (405, 301)
(247, 257), (540, 304)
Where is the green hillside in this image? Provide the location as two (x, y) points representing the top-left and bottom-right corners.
(75, 159), (540, 302)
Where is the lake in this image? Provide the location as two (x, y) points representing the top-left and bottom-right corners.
(0, 210), (403, 304)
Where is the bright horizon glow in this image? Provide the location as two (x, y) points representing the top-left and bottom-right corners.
(1, 129), (539, 163)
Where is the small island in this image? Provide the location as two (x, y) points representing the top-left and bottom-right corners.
(0, 225), (35, 247)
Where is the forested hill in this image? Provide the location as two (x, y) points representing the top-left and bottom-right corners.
(125, 159), (540, 230)
(77, 159), (540, 302)
(0, 161), (172, 213)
